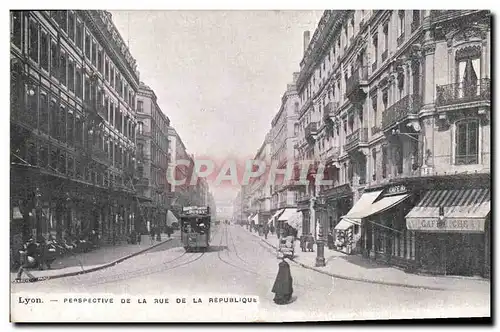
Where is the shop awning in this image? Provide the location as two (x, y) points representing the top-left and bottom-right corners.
(278, 208), (297, 222)
(166, 210), (179, 227)
(365, 194), (410, 217)
(284, 211), (302, 231)
(339, 190), (383, 225)
(252, 213), (259, 224)
(334, 218), (356, 230)
(270, 209), (284, 221)
(406, 189), (491, 233)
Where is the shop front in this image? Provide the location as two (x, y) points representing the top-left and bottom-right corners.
(406, 188), (491, 277)
(336, 190), (382, 254)
(277, 208), (301, 236)
(320, 184), (353, 251)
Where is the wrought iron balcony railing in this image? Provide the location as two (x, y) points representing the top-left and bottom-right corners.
(382, 94), (422, 130)
(137, 131), (152, 137)
(346, 66), (369, 99)
(436, 79), (490, 107)
(344, 128), (369, 152)
(381, 49), (388, 62)
(397, 34), (405, 47)
(411, 20), (420, 33)
(304, 122), (318, 141)
(371, 126), (382, 135)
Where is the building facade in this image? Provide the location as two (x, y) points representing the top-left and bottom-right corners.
(167, 127), (211, 216)
(10, 10), (142, 245)
(268, 74), (302, 233)
(294, 10), (490, 276)
(136, 82), (170, 231)
(245, 132), (272, 230)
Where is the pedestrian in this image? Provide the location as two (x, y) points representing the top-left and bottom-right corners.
(300, 235), (307, 252)
(271, 258), (293, 305)
(264, 224), (269, 240)
(327, 231), (334, 250)
(156, 226), (162, 242)
(15, 239), (38, 281)
(150, 226), (155, 245)
(306, 233), (315, 252)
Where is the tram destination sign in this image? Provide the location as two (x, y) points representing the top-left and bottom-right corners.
(406, 218), (485, 233)
(182, 206), (210, 215)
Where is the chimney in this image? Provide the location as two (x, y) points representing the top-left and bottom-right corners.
(303, 31), (311, 54)
(292, 72), (300, 83)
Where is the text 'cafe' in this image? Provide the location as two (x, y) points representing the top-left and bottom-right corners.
(337, 177), (490, 278)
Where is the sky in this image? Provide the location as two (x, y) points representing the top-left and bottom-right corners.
(110, 10), (323, 210)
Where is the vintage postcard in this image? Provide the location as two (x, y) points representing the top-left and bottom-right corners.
(9, 9), (491, 323)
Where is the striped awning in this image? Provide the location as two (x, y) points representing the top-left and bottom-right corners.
(406, 189), (491, 233)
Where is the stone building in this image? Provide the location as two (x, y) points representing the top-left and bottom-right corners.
(293, 10), (490, 276)
(135, 82), (170, 231)
(10, 10), (141, 244)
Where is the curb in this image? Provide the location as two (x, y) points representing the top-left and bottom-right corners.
(13, 238), (174, 284)
(255, 236), (453, 292)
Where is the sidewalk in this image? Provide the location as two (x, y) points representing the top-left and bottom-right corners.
(11, 232), (179, 282)
(248, 230), (490, 292)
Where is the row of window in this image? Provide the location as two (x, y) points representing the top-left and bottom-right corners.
(12, 79), (137, 169)
(14, 139), (132, 190)
(300, 10), (421, 106)
(11, 11), (136, 117)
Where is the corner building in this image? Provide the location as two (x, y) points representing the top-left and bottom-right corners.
(10, 10), (141, 244)
(294, 10), (490, 277)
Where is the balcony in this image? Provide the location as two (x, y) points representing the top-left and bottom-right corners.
(345, 66), (368, 102)
(304, 122), (318, 142)
(430, 10), (484, 23)
(91, 146), (111, 166)
(344, 128), (369, 153)
(325, 146), (340, 164)
(320, 183), (352, 199)
(137, 131), (152, 138)
(323, 101), (339, 125)
(411, 20), (421, 33)
(436, 79), (490, 108)
(381, 49), (388, 62)
(136, 178), (149, 187)
(382, 94), (422, 130)
(397, 33), (405, 47)
(371, 126), (382, 135)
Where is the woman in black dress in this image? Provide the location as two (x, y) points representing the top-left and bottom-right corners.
(271, 259), (293, 305)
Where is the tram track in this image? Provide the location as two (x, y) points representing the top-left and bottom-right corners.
(216, 225), (272, 278)
(79, 223), (227, 287)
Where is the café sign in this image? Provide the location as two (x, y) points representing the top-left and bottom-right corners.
(385, 185), (408, 196)
(406, 218), (485, 233)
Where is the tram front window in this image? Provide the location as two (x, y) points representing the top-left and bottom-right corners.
(182, 218), (209, 234)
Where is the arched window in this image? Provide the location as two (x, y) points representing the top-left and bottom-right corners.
(455, 119), (479, 165)
(138, 121), (144, 134)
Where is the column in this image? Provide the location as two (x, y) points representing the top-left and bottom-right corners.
(422, 31), (436, 108)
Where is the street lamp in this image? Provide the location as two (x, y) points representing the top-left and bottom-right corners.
(315, 196), (326, 267)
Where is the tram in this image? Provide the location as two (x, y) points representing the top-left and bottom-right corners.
(180, 206), (211, 252)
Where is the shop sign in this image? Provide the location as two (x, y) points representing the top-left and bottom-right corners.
(386, 185), (408, 196)
(406, 218), (485, 233)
